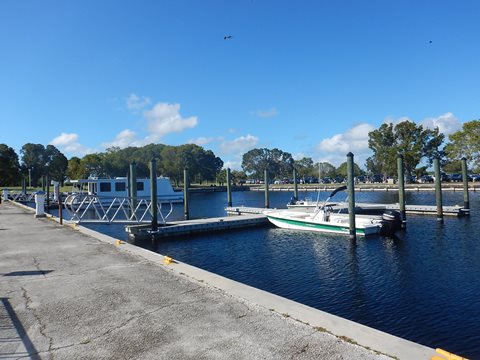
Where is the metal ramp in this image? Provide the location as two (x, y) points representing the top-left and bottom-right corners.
(63, 194), (175, 224)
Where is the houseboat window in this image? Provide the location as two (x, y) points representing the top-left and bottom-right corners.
(115, 182), (126, 192)
(136, 182), (144, 191)
(99, 182), (111, 192)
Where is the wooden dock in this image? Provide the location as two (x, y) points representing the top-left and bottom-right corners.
(225, 204), (469, 217)
(126, 213), (269, 240)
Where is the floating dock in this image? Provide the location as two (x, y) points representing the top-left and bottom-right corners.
(126, 213), (269, 240)
(226, 204), (469, 217)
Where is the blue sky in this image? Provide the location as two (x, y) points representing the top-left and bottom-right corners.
(1, 0), (479, 169)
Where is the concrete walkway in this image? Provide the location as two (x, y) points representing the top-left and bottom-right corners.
(0, 201), (436, 359)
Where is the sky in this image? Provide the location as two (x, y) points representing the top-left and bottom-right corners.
(1, 0), (479, 170)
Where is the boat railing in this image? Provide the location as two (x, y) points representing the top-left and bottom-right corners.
(64, 194), (175, 224)
(9, 190), (36, 202)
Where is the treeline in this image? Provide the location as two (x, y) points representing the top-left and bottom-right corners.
(70, 144), (223, 186)
(0, 143), (223, 187)
(1, 119), (478, 187)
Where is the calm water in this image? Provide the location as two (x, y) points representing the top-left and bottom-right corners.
(82, 190), (480, 358)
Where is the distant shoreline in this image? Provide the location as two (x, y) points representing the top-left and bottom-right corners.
(183, 183), (480, 193)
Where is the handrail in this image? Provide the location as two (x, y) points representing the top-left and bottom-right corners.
(63, 194), (176, 224)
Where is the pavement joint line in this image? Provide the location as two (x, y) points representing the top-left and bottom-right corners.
(4, 200), (438, 359)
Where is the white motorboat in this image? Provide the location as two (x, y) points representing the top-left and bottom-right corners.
(266, 186), (402, 236)
(264, 208), (384, 236)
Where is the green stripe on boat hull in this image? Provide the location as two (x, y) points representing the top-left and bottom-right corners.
(266, 215), (378, 236)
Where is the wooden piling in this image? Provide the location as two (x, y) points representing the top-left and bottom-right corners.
(347, 152), (356, 240)
(45, 174), (50, 210)
(184, 168), (190, 220)
(293, 168), (298, 201)
(433, 157), (443, 223)
(461, 157), (470, 211)
(397, 153), (406, 228)
(129, 162), (137, 210)
(226, 168), (232, 207)
(150, 159), (158, 232)
(264, 169), (269, 209)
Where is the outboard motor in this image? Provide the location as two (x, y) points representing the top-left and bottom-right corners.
(380, 209), (403, 237)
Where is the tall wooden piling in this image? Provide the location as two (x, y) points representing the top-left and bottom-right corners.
(264, 169), (269, 209)
(129, 162), (137, 213)
(461, 157), (470, 210)
(45, 174), (50, 210)
(397, 153), (406, 228)
(184, 168), (190, 220)
(293, 168), (298, 201)
(150, 159), (158, 232)
(226, 168), (232, 207)
(346, 152), (356, 240)
(433, 157), (443, 223)
(21, 177), (26, 195)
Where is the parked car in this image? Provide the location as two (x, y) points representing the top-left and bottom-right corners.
(355, 176), (366, 183)
(450, 173), (462, 182)
(321, 177), (332, 184)
(370, 174), (383, 183)
(418, 175), (434, 183)
(440, 173), (451, 182)
(334, 176), (345, 183)
(405, 175), (417, 183)
(471, 174), (480, 182)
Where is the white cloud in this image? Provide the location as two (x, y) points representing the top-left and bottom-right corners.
(49, 133), (93, 156)
(223, 159), (242, 170)
(188, 137), (214, 146)
(256, 107), (278, 118)
(126, 93), (151, 111)
(421, 112), (461, 135)
(219, 134), (259, 155)
(144, 103), (198, 142)
(316, 123), (375, 167)
(101, 129), (143, 149)
(317, 123), (374, 154)
(101, 102), (198, 149)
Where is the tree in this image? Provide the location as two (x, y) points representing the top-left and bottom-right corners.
(20, 143), (46, 186)
(445, 120), (480, 172)
(67, 157), (87, 180)
(295, 157), (315, 178)
(45, 145), (68, 183)
(0, 144), (21, 186)
(317, 162), (336, 178)
(241, 148), (294, 179)
(336, 161), (363, 177)
(82, 153), (107, 178)
(367, 121), (445, 177)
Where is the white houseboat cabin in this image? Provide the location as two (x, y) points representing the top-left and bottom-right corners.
(70, 177), (184, 203)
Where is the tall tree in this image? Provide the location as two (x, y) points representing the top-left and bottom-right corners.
(336, 161), (363, 177)
(20, 143), (46, 186)
(45, 145), (68, 183)
(241, 148), (294, 179)
(295, 157), (315, 178)
(67, 157), (87, 180)
(445, 120), (480, 172)
(317, 162), (336, 178)
(367, 121), (445, 177)
(0, 144), (21, 186)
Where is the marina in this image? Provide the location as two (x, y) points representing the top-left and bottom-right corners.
(2, 187), (479, 358)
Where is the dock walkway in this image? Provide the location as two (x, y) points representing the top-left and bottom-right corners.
(0, 201), (436, 359)
(126, 213), (268, 240)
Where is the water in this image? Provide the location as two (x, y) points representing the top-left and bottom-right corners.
(69, 190), (480, 358)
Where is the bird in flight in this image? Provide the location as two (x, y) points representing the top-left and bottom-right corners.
(224, 35), (232, 40)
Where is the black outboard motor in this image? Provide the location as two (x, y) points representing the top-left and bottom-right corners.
(380, 209), (403, 237)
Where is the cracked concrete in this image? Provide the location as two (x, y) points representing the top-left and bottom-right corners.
(0, 202), (436, 359)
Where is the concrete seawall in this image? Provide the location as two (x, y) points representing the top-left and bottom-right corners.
(0, 201), (437, 359)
